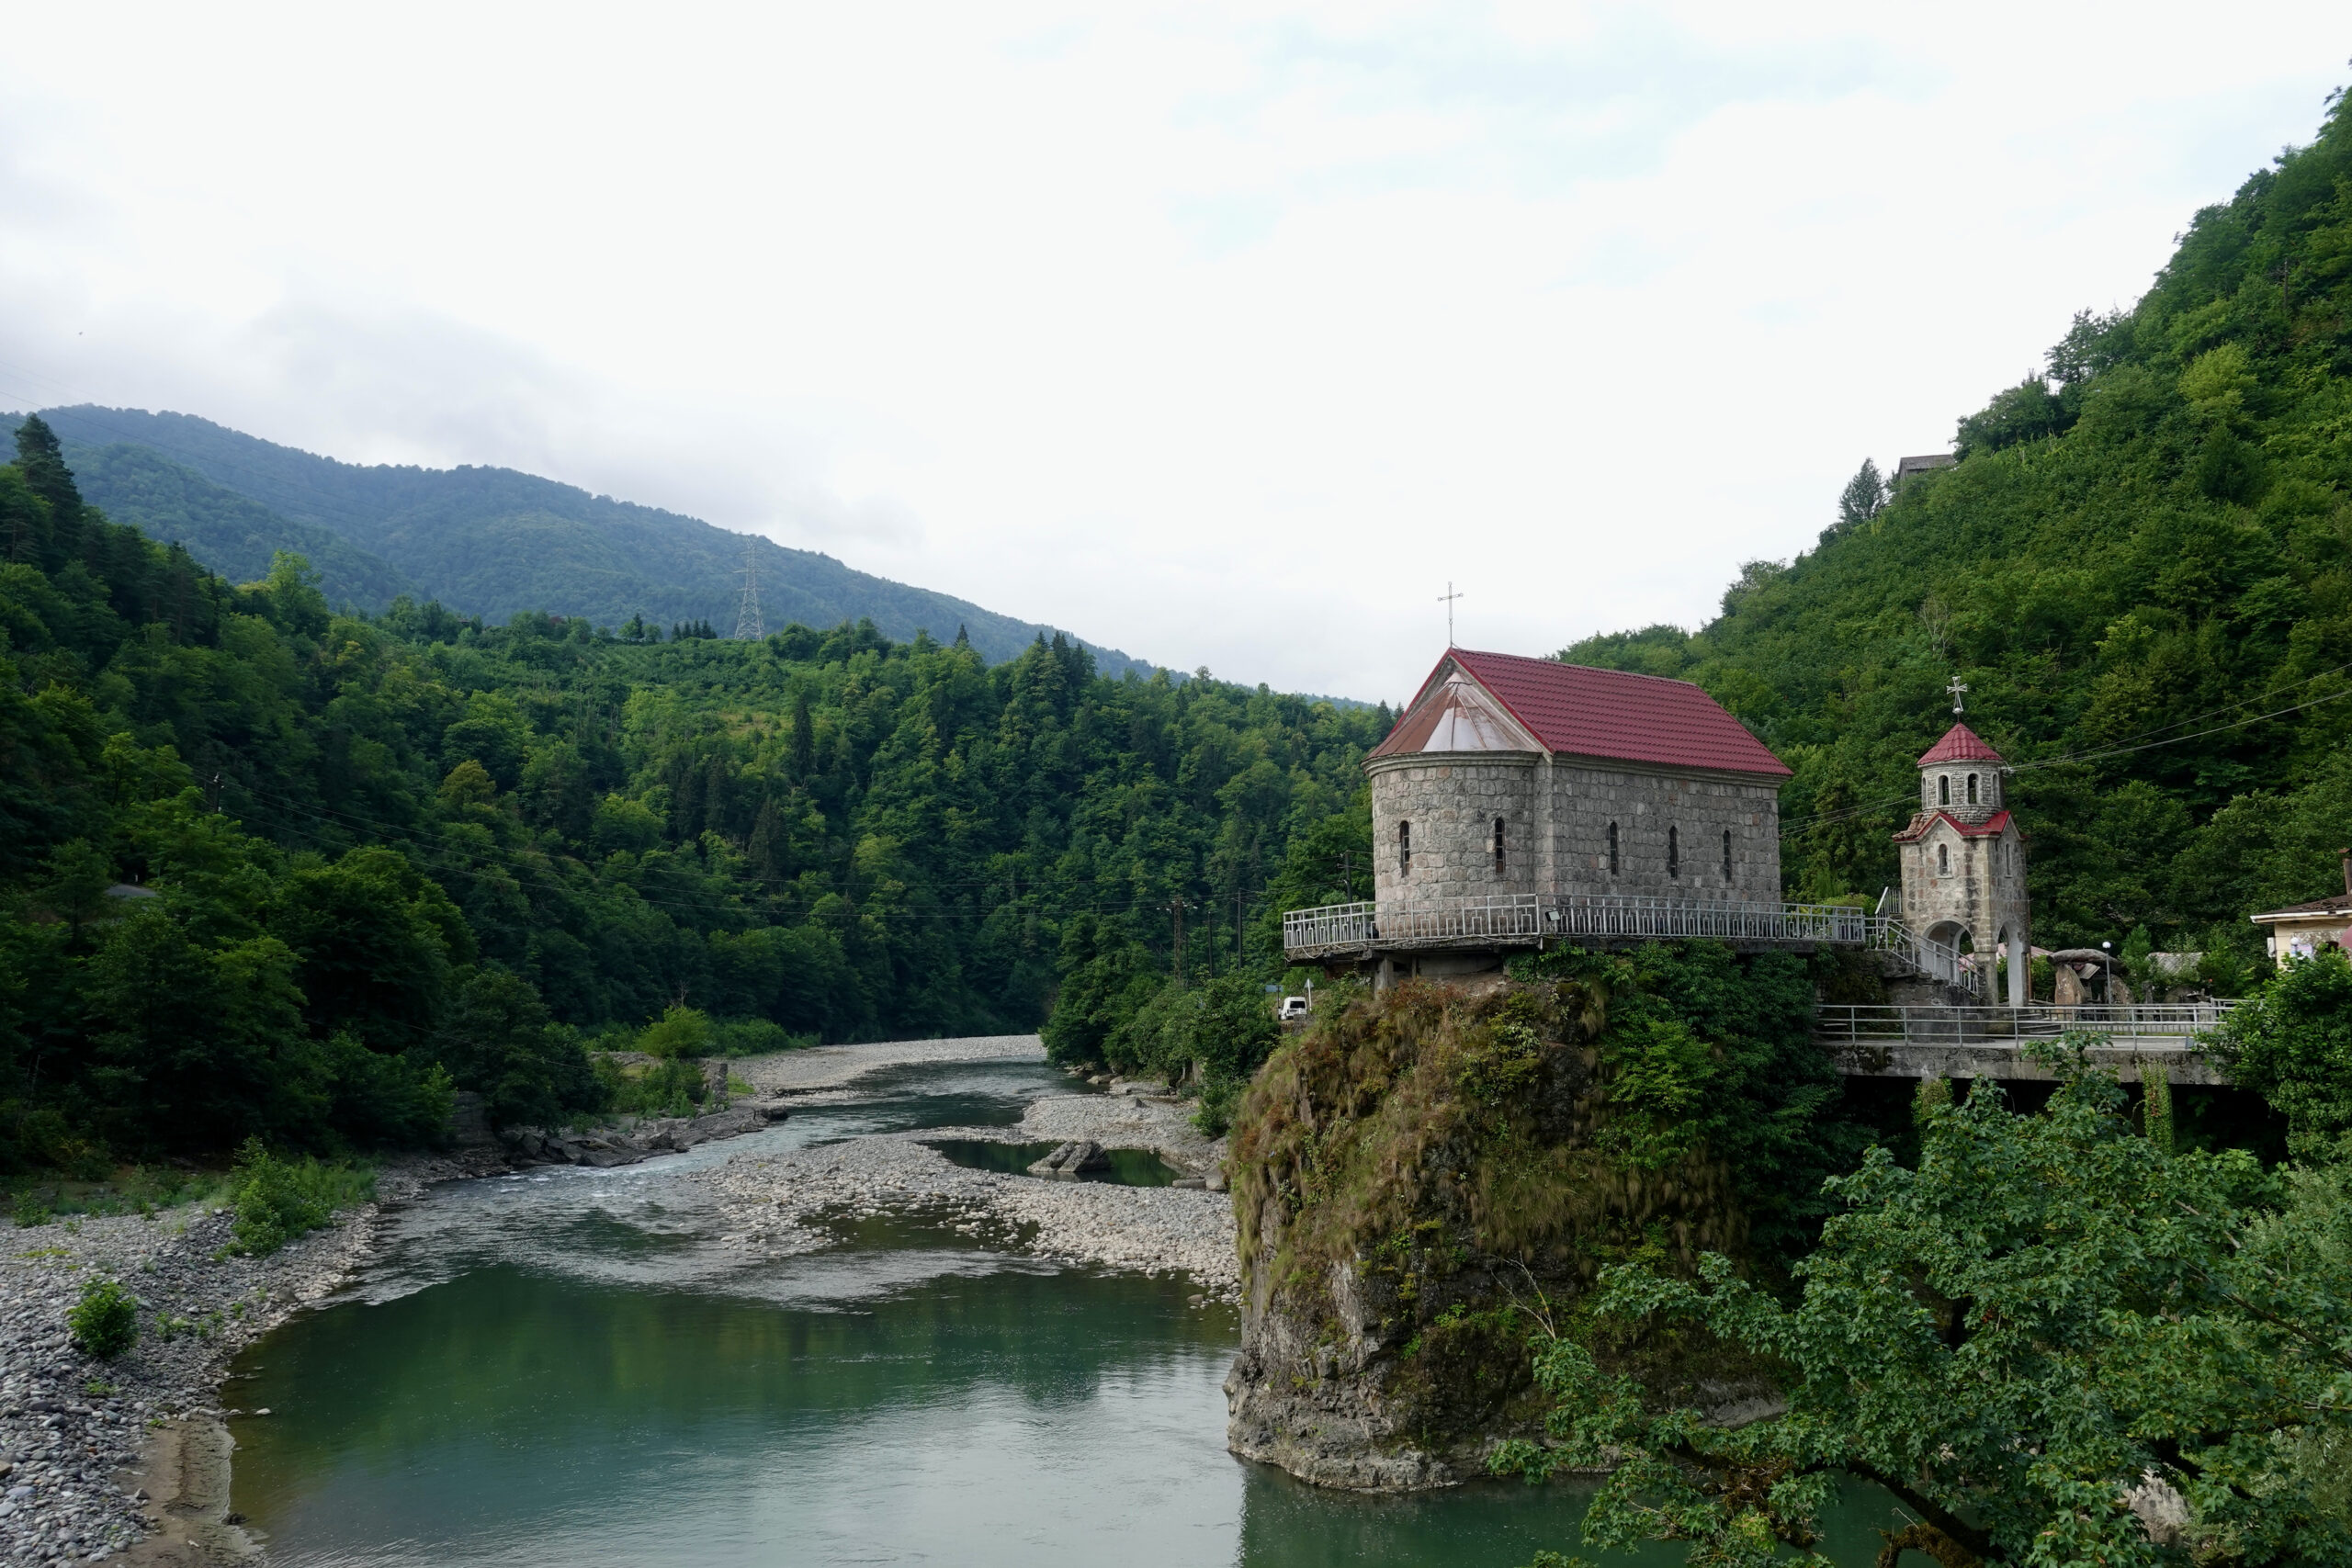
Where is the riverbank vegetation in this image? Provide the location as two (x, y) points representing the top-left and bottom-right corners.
(0, 413), (1383, 1174)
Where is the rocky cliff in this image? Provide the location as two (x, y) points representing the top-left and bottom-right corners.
(1223, 963), (1818, 1490)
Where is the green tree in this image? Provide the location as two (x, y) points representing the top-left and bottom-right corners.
(1497, 1062), (2352, 1567)
(2211, 946), (2352, 1160)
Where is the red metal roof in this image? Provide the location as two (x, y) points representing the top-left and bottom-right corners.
(1893, 808), (2014, 843)
(1374, 649), (1791, 777)
(1917, 722), (2004, 766)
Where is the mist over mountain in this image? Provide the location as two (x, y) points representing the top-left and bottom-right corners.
(8, 406), (1158, 676)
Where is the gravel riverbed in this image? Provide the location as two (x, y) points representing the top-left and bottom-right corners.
(0, 1037), (1239, 1564)
(695, 1086), (1238, 1297)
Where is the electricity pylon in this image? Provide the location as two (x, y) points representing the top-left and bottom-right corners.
(732, 538), (764, 640)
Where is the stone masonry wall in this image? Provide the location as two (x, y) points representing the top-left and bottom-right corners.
(1369, 755), (1540, 914)
(1369, 754), (1783, 912)
(1900, 820), (2030, 951)
(1542, 760), (1781, 901)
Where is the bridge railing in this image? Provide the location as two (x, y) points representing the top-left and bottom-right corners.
(1815, 1002), (2237, 1045)
(1283, 893), (1883, 959)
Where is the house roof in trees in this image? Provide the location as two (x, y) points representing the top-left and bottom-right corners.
(1373, 649), (1792, 778)
(1917, 723), (2005, 766)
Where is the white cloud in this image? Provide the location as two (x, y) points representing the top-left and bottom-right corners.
(0, 2), (2343, 699)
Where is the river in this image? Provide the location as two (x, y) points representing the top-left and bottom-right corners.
(223, 1055), (1913, 1566)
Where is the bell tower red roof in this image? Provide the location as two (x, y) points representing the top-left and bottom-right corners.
(1917, 722), (2003, 767)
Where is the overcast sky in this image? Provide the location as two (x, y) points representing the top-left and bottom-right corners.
(0, 6), (2345, 701)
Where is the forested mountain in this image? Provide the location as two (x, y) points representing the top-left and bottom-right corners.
(0, 412), (1382, 1165)
(1566, 85), (2352, 964)
(7, 406), (1158, 676)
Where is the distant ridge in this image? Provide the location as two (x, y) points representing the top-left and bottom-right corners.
(12, 405), (1159, 676)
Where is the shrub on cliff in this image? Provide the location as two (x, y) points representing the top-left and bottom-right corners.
(1496, 1059), (2352, 1567)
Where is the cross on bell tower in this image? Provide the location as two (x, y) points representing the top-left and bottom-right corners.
(1946, 674), (1968, 715)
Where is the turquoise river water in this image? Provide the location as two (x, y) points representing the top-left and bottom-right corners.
(225, 1057), (1914, 1566)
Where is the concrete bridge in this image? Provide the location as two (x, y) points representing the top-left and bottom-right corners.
(1815, 1002), (2235, 1083)
(1283, 895), (2235, 1083)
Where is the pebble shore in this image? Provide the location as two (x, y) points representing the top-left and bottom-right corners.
(0, 1157), (477, 1567)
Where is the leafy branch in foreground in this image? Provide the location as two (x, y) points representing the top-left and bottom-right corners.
(1495, 1053), (2352, 1567)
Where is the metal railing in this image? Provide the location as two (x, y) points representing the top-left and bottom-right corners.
(1814, 1002), (2236, 1046)
(1283, 893), (1903, 960)
(1861, 917), (1983, 1000)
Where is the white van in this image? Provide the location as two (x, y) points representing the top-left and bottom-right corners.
(1276, 996), (1309, 1022)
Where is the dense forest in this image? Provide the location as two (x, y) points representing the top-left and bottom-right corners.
(0, 412), (1385, 1167)
(1566, 83), (2352, 963)
(12, 404), (1158, 674)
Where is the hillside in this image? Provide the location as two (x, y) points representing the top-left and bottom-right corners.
(7, 406), (1158, 675)
(1564, 85), (2352, 962)
(0, 411), (1383, 1161)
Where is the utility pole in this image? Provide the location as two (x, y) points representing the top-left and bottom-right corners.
(1233, 890), (1246, 967)
(1170, 896), (1188, 988)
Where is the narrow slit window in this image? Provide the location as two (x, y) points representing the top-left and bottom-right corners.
(1668, 825), (1680, 879)
(1939, 774), (1951, 806)
(1606, 821), (1619, 876)
(1399, 820), (1411, 876)
(1938, 842), (1950, 875)
(1967, 773), (1979, 805)
(1722, 829), (1733, 883)
(1492, 816), (1506, 875)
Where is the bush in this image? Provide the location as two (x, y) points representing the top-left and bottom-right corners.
(225, 1138), (372, 1257)
(710, 1017), (812, 1055)
(68, 1276), (139, 1359)
(594, 1055), (708, 1119)
(637, 1004), (713, 1058)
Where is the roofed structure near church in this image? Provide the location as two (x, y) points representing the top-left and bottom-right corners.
(1365, 650), (1790, 957)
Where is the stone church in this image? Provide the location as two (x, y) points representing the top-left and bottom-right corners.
(1337, 648), (2034, 1004)
(1366, 649), (1792, 914)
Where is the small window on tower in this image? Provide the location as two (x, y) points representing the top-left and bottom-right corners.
(1938, 843), (1950, 875)
(1493, 817), (1506, 875)
(1939, 774), (1951, 806)
(1668, 826), (1680, 879)
(1607, 821), (1619, 876)
(1399, 821), (1411, 876)
(1722, 829), (1733, 882)
(1967, 773), (1979, 805)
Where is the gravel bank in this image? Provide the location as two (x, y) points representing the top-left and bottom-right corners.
(0, 1156), (481, 1567)
(733, 1033), (1046, 1096)
(695, 1129), (1239, 1296)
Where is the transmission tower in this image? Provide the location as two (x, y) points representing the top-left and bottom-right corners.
(732, 537), (764, 640)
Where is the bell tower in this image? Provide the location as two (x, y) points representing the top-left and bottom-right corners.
(1893, 693), (2030, 1005)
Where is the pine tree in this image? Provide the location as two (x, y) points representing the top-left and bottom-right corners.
(1835, 458), (1886, 533)
(13, 413), (83, 567)
(788, 689), (815, 779)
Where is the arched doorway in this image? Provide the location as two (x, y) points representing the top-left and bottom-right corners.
(1924, 920), (1973, 987)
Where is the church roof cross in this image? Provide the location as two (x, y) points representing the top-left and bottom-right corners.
(1946, 674), (1968, 715)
